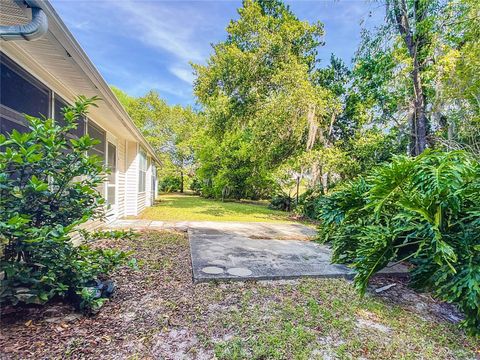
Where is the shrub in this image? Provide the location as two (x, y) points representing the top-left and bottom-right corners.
(318, 150), (480, 334)
(189, 177), (203, 195)
(79, 229), (139, 243)
(269, 193), (293, 211)
(0, 96), (131, 312)
(159, 175), (182, 192)
(295, 185), (325, 219)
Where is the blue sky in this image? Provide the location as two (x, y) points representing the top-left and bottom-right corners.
(51, 0), (385, 106)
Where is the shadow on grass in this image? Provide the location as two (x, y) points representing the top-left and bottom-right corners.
(198, 207), (227, 217)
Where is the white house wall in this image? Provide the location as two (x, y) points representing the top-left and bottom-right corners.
(125, 141), (139, 216)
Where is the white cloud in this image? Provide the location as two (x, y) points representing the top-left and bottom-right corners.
(114, 0), (207, 63)
(126, 79), (188, 100)
(169, 65), (195, 84)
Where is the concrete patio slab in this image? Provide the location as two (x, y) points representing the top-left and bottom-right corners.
(187, 222), (409, 282)
(107, 220), (409, 282)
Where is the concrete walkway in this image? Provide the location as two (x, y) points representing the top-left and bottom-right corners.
(108, 220), (409, 282)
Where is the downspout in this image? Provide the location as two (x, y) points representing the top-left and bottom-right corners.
(0, 0), (48, 41)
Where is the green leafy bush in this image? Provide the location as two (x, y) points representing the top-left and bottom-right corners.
(268, 193), (293, 212)
(295, 185), (325, 219)
(159, 175), (182, 192)
(0, 96), (131, 312)
(79, 228), (139, 243)
(317, 150), (480, 334)
(189, 177), (203, 195)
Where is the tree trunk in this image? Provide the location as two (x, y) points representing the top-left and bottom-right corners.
(411, 63), (427, 155)
(391, 0), (428, 156)
(306, 105), (317, 151)
(321, 172), (329, 194)
(296, 176), (300, 205)
(180, 171), (184, 193)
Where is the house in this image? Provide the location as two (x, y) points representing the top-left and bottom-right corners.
(0, 0), (159, 221)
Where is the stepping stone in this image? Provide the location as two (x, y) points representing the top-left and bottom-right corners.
(227, 267), (252, 277)
(201, 266), (224, 274)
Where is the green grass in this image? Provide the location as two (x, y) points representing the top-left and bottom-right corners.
(137, 193), (293, 222)
(208, 280), (478, 360)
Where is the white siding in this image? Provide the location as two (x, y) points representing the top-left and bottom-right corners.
(137, 192), (147, 214)
(125, 141), (139, 216)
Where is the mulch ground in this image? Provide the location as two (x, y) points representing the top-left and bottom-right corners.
(1, 231), (478, 359)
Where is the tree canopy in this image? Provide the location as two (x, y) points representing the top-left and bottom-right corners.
(114, 0), (479, 202)
(111, 87), (200, 192)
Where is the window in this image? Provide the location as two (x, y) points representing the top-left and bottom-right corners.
(54, 95), (85, 138)
(107, 142), (116, 183)
(138, 148), (147, 192)
(87, 120), (106, 162)
(87, 120), (106, 197)
(106, 142), (117, 207)
(151, 163), (157, 202)
(1, 52), (50, 136)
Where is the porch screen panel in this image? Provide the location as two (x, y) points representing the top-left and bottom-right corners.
(0, 52), (50, 136)
(54, 95), (85, 138)
(107, 142), (116, 183)
(107, 187), (116, 206)
(87, 120), (106, 197)
(87, 120), (106, 161)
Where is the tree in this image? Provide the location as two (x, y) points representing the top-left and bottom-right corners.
(386, 0), (438, 155)
(163, 106), (199, 192)
(111, 87), (171, 155)
(112, 87), (200, 191)
(433, 0), (480, 156)
(352, 0), (480, 157)
(193, 0), (338, 199)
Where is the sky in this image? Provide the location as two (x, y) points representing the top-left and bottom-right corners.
(51, 0), (385, 106)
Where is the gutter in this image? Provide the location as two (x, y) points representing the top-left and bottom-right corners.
(0, 0), (48, 41)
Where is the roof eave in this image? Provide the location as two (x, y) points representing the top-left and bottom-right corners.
(39, 0), (161, 164)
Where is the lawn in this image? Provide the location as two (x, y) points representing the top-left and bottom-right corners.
(138, 193), (293, 223)
(1, 231), (477, 359)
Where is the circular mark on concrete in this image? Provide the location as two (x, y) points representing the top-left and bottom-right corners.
(227, 267), (253, 277)
(201, 266), (224, 274)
